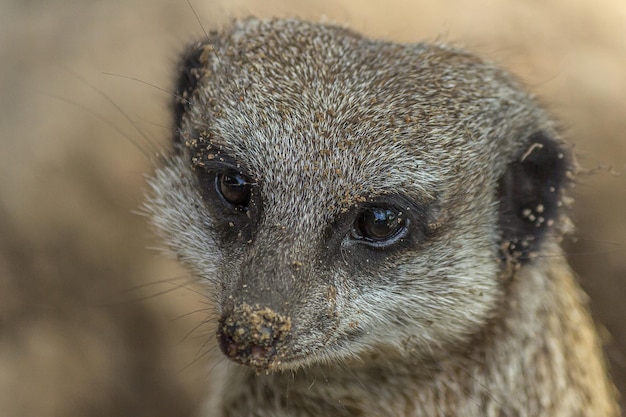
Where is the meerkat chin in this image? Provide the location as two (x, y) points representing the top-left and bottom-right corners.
(144, 18), (619, 417)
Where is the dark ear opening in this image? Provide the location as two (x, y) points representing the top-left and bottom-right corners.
(172, 43), (206, 130)
(497, 131), (570, 263)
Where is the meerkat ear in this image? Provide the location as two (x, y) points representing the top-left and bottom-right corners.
(172, 43), (206, 129)
(496, 131), (571, 263)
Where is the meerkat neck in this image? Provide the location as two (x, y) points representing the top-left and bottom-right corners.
(433, 247), (618, 417)
(212, 244), (617, 417)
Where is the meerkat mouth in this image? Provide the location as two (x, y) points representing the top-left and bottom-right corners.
(216, 301), (357, 372)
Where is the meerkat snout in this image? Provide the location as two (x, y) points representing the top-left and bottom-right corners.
(144, 17), (619, 417)
(218, 304), (292, 370)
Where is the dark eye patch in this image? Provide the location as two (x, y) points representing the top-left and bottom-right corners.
(322, 194), (438, 263)
(193, 152), (260, 243)
(172, 43), (206, 132)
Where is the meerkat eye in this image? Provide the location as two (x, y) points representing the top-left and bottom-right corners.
(352, 207), (408, 246)
(216, 170), (252, 209)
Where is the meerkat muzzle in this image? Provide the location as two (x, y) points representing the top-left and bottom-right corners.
(218, 303), (292, 370)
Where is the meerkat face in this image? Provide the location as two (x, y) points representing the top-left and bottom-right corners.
(146, 19), (570, 372)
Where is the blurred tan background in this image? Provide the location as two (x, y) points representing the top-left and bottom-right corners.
(0, 0), (624, 415)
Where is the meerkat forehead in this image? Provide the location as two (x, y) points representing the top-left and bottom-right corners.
(178, 18), (554, 225)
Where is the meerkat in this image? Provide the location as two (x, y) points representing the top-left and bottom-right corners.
(144, 18), (620, 417)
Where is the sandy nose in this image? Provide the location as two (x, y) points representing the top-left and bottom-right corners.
(218, 304), (292, 370)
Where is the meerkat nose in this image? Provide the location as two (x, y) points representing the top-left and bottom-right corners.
(217, 303), (292, 370)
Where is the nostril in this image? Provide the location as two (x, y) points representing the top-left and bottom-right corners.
(250, 344), (274, 360)
(218, 330), (239, 359)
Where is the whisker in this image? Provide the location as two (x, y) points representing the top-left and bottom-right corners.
(206, 354), (226, 378)
(187, 0), (209, 41)
(63, 66), (164, 159)
(180, 317), (213, 345)
(177, 343), (217, 374)
(101, 278), (202, 306)
(115, 274), (195, 295)
(171, 307), (213, 322)
(193, 330), (218, 359)
(44, 93), (151, 159)
(102, 72), (192, 105)
(135, 115), (175, 132)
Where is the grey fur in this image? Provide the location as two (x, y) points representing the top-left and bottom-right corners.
(144, 18), (619, 417)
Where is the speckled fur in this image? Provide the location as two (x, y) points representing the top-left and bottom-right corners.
(144, 18), (619, 417)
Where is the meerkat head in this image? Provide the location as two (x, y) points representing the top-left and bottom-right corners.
(146, 18), (571, 372)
